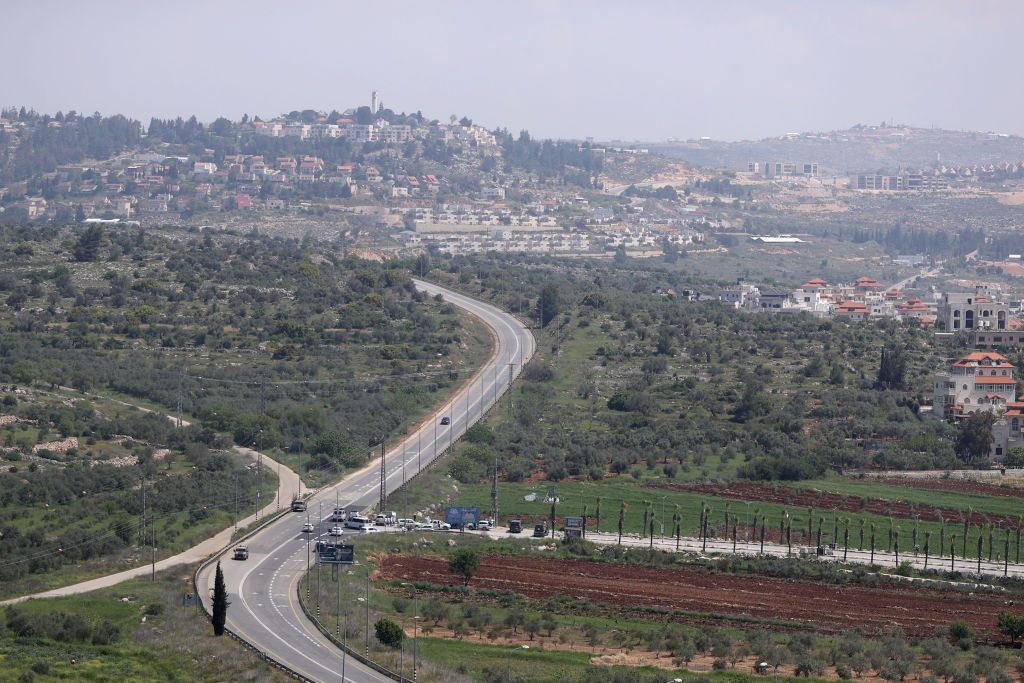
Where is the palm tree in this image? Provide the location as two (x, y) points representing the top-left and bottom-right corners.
(963, 507), (972, 558)
(924, 530), (931, 569)
(843, 518), (850, 561)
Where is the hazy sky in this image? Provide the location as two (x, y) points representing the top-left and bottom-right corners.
(3, 1), (1021, 142)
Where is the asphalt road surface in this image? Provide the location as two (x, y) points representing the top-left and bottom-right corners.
(197, 280), (535, 682)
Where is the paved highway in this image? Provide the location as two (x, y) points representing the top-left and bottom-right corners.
(197, 280), (534, 682)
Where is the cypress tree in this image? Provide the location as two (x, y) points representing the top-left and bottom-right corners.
(212, 561), (228, 636)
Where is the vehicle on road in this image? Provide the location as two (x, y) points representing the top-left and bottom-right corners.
(345, 514), (370, 530)
(360, 525), (379, 533)
(301, 522), (315, 533)
(291, 498), (307, 512)
(533, 523), (548, 537)
(396, 518), (416, 530)
(330, 507), (347, 522)
(329, 526), (344, 536)
(233, 546), (249, 560)
(509, 519), (523, 534)
(430, 519), (451, 530)
(412, 522), (433, 531)
(440, 416), (450, 425)
(375, 512), (396, 526)
(475, 519), (492, 531)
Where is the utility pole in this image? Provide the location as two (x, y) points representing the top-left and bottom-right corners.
(151, 517), (156, 581)
(139, 474), (146, 546)
(507, 360), (514, 418)
(379, 440), (386, 513)
(176, 365), (183, 428)
(257, 377), (265, 521)
(491, 456), (498, 523)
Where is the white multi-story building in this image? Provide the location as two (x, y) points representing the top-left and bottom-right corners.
(933, 352), (1016, 419)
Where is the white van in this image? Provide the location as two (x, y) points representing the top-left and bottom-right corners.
(345, 514), (370, 530)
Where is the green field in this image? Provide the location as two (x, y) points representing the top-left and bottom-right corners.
(0, 567), (290, 682)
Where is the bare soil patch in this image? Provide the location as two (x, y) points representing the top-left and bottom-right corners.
(377, 554), (1009, 641)
(645, 481), (1023, 528)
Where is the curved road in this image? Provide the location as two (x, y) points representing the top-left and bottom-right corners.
(197, 280), (534, 682)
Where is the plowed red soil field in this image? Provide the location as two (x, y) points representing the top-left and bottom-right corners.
(873, 478), (1024, 499)
(646, 481), (1020, 528)
(378, 554), (1009, 640)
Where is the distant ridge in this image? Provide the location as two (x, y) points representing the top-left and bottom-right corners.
(647, 126), (1024, 174)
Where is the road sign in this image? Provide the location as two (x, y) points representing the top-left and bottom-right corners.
(565, 516), (584, 538)
(316, 541), (354, 564)
(446, 505), (479, 527)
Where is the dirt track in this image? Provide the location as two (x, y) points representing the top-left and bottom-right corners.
(379, 554), (1011, 640)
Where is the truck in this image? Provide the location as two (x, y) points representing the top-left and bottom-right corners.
(291, 497), (307, 512)
(232, 546), (249, 560)
(508, 519), (523, 534)
(533, 522), (548, 537)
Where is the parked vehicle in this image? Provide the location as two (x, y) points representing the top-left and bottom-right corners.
(360, 525), (379, 533)
(476, 519), (492, 531)
(533, 523), (548, 537)
(509, 519), (522, 534)
(375, 512), (396, 526)
(345, 514), (370, 530)
(301, 522), (315, 533)
(413, 522), (433, 532)
(396, 518), (416, 530)
(233, 546), (249, 560)
(430, 519), (451, 530)
(329, 526), (344, 536)
(330, 507), (347, 522)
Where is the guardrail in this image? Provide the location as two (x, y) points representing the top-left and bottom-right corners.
(296, 582), (404, 682)
(192, 504), (311, 682)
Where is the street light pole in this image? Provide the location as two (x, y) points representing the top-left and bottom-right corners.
(341, 607), (348, 681)
(508, 644), (529, 682)
(661, 496), (666, 540)
(760, 662), (779, 683)
(402, 582), (418, 681)
(364, 570), (370, 657)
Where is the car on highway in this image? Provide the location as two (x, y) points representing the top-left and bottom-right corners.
(301, 522), (315, 533)
(440, 416), (450, 425)
(329, 526), (344, 536)
(360, 525), (379, 533)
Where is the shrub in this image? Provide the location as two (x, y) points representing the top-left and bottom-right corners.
(374, 618), (403, 648)
(949, 619), (974, 642)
